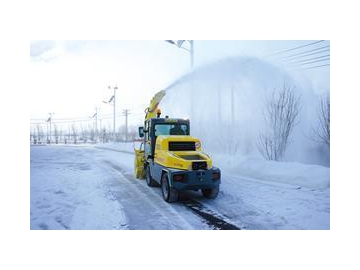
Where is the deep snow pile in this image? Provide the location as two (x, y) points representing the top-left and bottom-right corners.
(161, 56), (329, 166)
(213, 154), (329, 190)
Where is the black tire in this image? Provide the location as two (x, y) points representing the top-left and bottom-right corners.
(146, 165), (157, 187)
(201, 186), (219, 199)
(161, 173), (179, 203)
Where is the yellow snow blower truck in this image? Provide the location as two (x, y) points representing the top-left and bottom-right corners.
(134, 90), (221, 202)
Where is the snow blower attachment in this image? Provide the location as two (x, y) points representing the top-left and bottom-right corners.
(134, 90), (221, 202)
(134, 146), (145, 179)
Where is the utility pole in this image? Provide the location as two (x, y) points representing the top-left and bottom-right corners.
(122, 109), (130, 142)
(92, 107), (98, 142)
(106, 85), (118, 142)
(46, 113), (53, 144)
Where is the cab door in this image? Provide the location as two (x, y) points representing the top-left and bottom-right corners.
(144, 120), (152, 160)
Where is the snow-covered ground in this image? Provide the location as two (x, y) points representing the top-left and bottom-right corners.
(30, 145), (128, 229)
(30, 143), (330, 229)
(30, 144), (209, 230)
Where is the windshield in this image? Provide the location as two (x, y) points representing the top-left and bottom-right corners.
(154, 124), (189, 136)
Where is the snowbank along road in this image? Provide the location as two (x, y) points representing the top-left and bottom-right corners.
(30, 145), (329, 230)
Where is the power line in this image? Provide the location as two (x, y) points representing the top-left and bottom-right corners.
(301, 64), (330, 70)
(289, 58), (330, 67)
(30, 119), (95, 125)
(30, 114), (114, 121)
(285, 54), (330, 65)
(278, 46), (330, 61)
(30, 112), (142, 125)
(267, 40), (325, 57)
(30, 113), (116, 122)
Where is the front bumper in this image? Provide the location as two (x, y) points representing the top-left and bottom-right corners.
(167, 166), (221, 191)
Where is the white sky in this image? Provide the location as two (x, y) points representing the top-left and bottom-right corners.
(30, 40), (330, 125)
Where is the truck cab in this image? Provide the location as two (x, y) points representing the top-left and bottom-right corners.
(141, 117), (190, 160)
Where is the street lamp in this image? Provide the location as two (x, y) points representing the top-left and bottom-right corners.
(103, 85), (118, 141)
(46, 113), (54, 144)
(165, 40), (194, 68)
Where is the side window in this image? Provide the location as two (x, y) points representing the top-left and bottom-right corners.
(181, 125), (188, 134)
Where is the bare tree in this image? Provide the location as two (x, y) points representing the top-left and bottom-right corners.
(118, 125), (126, 142)
(71, 124), (78, 144)
(258, 83), (301, 161)
(311, 94), (330, 146)
(127, 125), (137, 142)
(54, 124), (60, 144)
(80, 124), (88, 143)
(36, 124), (44, 144)
(102, 128), (106, 143)
(89, 124), (95, 142)
(58, 128), (63, 143)
(30, 127), (36, 144)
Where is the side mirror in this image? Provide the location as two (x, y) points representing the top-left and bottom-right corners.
(138, 126), (144, 138)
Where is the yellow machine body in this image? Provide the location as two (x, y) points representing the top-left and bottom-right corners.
(145, 90), (166, 120)
(154, 135), (213, 171)
(134, 148), (146, 179)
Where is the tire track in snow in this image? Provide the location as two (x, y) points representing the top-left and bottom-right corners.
(102, 159), (241, 230)
(101, 160), (199, 229)
(180, 197), (241, 230)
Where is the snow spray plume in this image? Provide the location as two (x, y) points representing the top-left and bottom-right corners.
(160, 56), (326, 165)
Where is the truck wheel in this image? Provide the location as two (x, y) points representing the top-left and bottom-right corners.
(146, 165), (157, 187)
(161, 173), (179, 203)
(201, 186), (219, 199)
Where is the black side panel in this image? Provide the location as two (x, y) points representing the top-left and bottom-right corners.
(151, 162), (165, 184)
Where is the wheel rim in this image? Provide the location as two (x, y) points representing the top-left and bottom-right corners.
(162, 176), (169, 200)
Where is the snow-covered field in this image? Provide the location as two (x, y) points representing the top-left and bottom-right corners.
(30, 144), (329, 229)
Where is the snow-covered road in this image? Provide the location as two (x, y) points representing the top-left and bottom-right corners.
(31, 145), (217, 229)
(30, 145), (329, 230)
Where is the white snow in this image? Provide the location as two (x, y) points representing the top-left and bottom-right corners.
(30, 145), (128, 230)
(30, 145), (209, 230)
(214, 154), (330, 190)
(31, 142), (329, 230)
(95, 142), (135, 154)
(78, 143), (329, 229)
